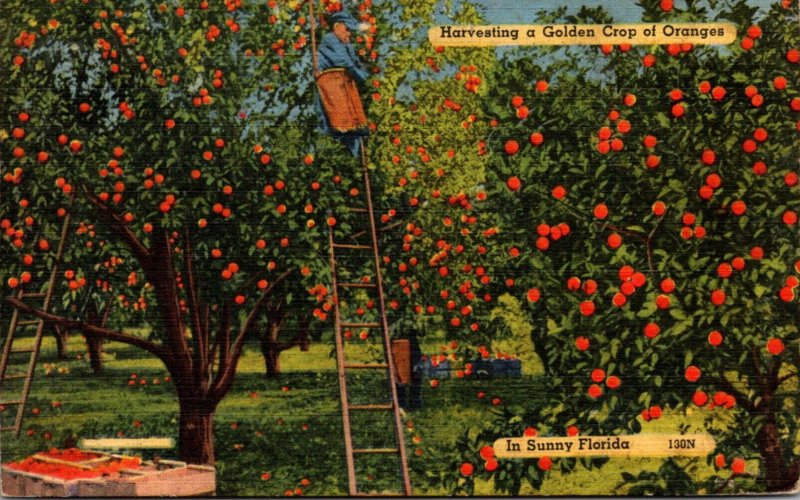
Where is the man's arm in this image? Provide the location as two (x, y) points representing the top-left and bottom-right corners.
(318, 33), (369, 84)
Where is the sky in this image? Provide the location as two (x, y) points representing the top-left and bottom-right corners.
(466, 0), (776, 23)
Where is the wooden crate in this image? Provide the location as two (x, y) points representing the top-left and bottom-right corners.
(2, 453), (215, 497)
(1, 467), (81, 497)
(76, 460), (215, 497)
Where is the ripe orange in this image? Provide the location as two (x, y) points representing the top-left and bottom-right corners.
(767, 338), (785, 355)
(504, 139), (519, 155)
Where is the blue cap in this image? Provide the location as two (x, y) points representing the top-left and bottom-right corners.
(330, 11), (361, 31)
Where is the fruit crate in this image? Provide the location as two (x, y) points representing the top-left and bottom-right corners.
(1, 451), (215, 497)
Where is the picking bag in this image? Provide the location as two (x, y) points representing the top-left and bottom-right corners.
(316, 68), (368, 133)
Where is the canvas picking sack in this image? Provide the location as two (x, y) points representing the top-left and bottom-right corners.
(316, 68), (368, 133)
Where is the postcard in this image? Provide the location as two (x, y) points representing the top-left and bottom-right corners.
(1, 0), (798, 496)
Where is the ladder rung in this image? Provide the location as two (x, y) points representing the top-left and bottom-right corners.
(344, 363), (389, 370)
(2, 374), (28, 380)
(339, 283), (377, 289)
(332, 243), (371, 250)
(11, 348), (36, 354)
(21, 292), (47, 298)
(352, 448), (399, 454)
(16, 320), (41, 326)
(0, 401), (23, 405)
(346, 207), (369, 213)
(353, 493), (404, 497)
(341, 322), (381, 328)
(1, 427), (19, 432)
(349, 404), (393, 411)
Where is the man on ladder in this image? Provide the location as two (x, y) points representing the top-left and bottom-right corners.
(310, 3), (413, 495)
(313, 10), (370, 157)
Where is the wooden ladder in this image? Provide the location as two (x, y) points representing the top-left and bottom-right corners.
(0, 206), (72, 437)
(327, 138), (412, 496)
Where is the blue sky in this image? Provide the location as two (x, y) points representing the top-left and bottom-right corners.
(466, 0), (776, 23)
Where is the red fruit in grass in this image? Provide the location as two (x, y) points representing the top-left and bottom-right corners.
(575, 336), (590, 351)
(731, 458), (746, 475)
(506, 176), (521, 191)
(459, 462), (474, 476)
(587, 384), (603, 398)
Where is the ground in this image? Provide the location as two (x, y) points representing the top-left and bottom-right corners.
(1, 333), (742, 496)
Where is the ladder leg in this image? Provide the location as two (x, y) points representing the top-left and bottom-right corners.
(3, 202), (72, 437)
(358, 137), (413, 496)
(13, 319), (46, 438)
(329, 221), (359, 496)
(0, 290), (23, 386)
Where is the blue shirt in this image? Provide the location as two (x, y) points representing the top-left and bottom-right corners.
(317, 32), (369, 84)
(315, 32), (369, 157)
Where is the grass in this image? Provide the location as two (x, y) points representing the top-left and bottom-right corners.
(0, 332), (732, 495)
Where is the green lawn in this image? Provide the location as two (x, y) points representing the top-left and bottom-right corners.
(1, 333), (730, 495)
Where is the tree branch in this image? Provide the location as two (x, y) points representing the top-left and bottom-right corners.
(349, 220), (404, 241)
(714, 371), (756, 412)
(750, 346), (766, 390)
(83, 187), (150, 263)
(183, 230), (208, 386)
(6, 297), (167, 361)
(211, 269), (294, 401)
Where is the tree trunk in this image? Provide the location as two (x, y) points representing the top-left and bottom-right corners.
(178, 400), (216, 465)
(83, 300), (106, 374)
(85, 336), (103, 374)
(758, 419), (800, 491)
(261, 341), (282, 378)
(52, 325), (69, 360)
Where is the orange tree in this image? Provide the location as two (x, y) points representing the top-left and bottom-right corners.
(0, 0), (393, 464)
(441, 0), (800, 494)
(368, 1), (524, 365)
